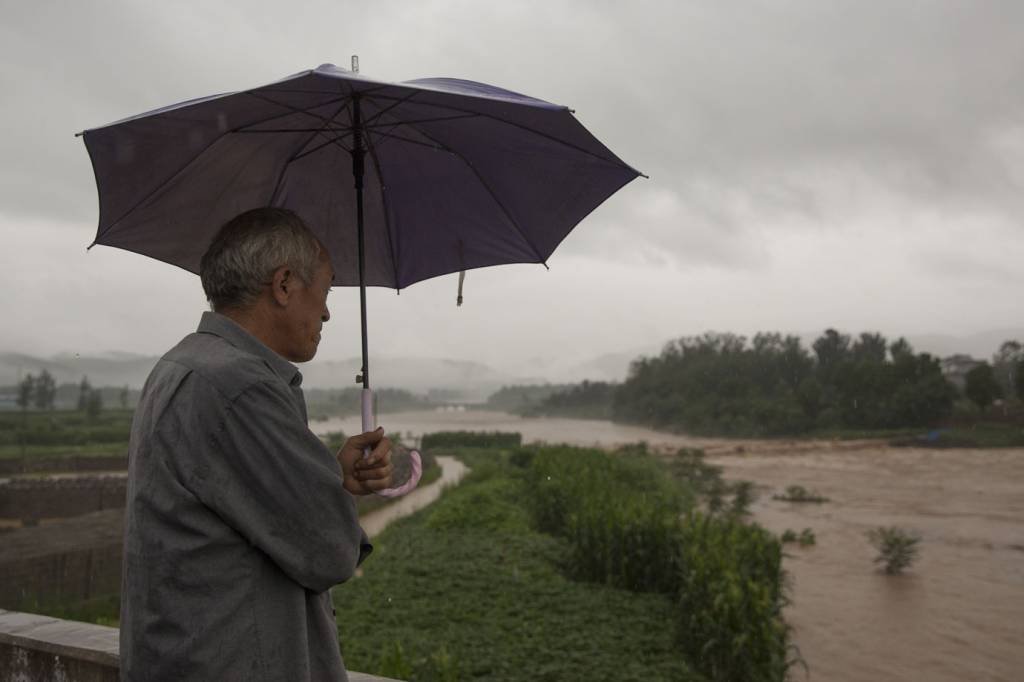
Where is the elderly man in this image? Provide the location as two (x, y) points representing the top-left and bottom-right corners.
(120, 207), (393, 681)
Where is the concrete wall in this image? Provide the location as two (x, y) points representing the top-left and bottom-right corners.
(0, 475), (126, 524)
(0, 610), (401, 682)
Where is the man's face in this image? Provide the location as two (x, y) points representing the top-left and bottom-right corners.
(282, 248), (334, 363)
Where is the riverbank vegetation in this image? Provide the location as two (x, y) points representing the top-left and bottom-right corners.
(497, 329), (1024, 444)
(337, 438), (794, 681)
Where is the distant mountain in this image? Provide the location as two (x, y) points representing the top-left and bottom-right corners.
(3, 327), (1020, 400)
(0, 351), (159, 388)
(0, 351), (520, 403)
(301, 356), (521, 402)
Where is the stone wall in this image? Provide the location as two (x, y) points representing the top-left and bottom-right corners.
(0, 610), (400, 682)
(0, 455), (127, 476)
(0, 509), (124, 611)
(0, 475), (126, 524)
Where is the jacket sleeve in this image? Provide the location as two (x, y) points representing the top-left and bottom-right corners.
(181, 379), (371, 593)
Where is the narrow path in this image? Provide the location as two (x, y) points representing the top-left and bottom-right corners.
(358, 455), (468, 538)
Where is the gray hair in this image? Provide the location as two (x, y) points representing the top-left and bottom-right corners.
(200, 207), (322, 311)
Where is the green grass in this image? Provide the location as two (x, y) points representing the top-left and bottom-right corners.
(25, 594), (121, 628)
(335, 451), (701, 682)
(0, 409), (132, 459)
(890, 423), (1024, 448)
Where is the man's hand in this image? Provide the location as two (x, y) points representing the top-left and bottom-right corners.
(337, 427), (394, 496)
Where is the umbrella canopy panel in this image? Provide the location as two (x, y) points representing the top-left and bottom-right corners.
(83, 64), (641, 289)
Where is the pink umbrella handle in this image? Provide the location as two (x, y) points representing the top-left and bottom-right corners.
(361, 388), (423, 497)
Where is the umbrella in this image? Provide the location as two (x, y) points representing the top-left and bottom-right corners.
(79, 60), (643, 493)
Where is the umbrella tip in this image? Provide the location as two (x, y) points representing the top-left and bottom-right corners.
(351, 55), (360, 73)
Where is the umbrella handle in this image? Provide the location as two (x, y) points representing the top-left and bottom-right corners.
(361, 388), (423, 497)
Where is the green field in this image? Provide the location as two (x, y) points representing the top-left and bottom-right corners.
(335, 441), (792, 681)
(334, 449), (701, 681)
(0, 409), (132, 459)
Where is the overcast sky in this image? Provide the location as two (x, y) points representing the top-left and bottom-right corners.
(1, 0), (1022, 377)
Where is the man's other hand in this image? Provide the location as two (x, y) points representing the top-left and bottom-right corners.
(337, 427), (394, 495)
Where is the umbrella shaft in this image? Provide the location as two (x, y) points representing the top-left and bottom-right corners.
(354, 94), (369, 390)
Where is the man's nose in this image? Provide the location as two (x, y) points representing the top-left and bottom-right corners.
(322, 305), (330, 323)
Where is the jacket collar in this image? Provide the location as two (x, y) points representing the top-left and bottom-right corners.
(196, 311), (303, 388)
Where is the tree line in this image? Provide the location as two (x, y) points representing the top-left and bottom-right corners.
(515, 330), (1024, 437)
(13, 373), (133, 417)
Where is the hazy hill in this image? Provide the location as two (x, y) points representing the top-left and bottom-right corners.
(0, 351), (520, 403)
(3, 327), (1020, 402)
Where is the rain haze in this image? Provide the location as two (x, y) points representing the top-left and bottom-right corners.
(3, 4), (1024, 682)
(1, 0), (1023, 381)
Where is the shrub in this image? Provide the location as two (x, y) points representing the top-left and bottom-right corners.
(676, 513), (792, 681)
(798, 528), (816, 547)
(729, 480), (756, 517)
(525, 446), (688, 593)
(421, 431), (522, 449)
(772, 484), (830, 504)
(867, 526), (921, 574)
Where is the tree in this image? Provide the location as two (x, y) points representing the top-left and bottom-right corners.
(812, 328), (850, 377)
(1018, 361), (1024, 402)
(85, 388), (104, 420)
(119, 385), (130, 410)
(964, 363), (1002, 409)
(77, 376), (93, 411)
(992, 340), (1023, 400)
(33, 370), (56, 410)
(17, 373), (35, 411)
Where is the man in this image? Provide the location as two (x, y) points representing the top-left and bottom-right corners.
(120, 207), (393, 681)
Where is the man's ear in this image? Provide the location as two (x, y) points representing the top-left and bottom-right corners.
(270, 265), (292, 307)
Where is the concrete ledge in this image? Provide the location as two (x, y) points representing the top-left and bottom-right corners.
(0, 610), (401, 681)
(0, 610), (119, 681)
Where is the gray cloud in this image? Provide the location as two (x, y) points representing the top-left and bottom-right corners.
(1, 0), (1022, 368)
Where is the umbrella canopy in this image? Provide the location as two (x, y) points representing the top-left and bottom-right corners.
(80, 62), (641, 496)
(81, 63), (642, 290)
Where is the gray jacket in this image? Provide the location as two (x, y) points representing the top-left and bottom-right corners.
(120, 312), (371, 681)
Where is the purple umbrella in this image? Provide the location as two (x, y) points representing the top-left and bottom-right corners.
(79, 61), (642, 494)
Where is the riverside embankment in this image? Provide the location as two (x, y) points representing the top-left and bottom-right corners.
(315, 409), (1024, 682)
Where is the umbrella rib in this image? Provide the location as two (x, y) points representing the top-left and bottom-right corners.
(96, 95), (356, 241)
(373, 112), (547, 264)
(239, 92), (360, 135)
(361, 120), (402, 289)
(363, 113), (480, 129)
(95, 134), (229, 242)
(268, 98), (354, 206)
(232, 93), (353, 133)
(363, 92), (632, 172)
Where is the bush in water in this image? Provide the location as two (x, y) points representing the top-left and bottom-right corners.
(867, 526), (921, 574)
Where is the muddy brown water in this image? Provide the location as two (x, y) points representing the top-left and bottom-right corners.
(316, 410), (1024, 681)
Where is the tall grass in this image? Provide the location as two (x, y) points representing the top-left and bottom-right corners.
(420, 430), (522, 449)
(519, 444), (793, 681)
(676, 513), (791, 682)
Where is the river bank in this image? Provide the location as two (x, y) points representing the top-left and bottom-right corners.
(315, 409), (1024, 682)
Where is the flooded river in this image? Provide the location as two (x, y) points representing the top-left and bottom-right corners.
(314, 410), (1024, 681)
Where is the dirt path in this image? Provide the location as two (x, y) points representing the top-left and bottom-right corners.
(358, 455), (468, 538)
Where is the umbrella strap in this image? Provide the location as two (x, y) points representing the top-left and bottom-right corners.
(457, 270), (465, 306)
